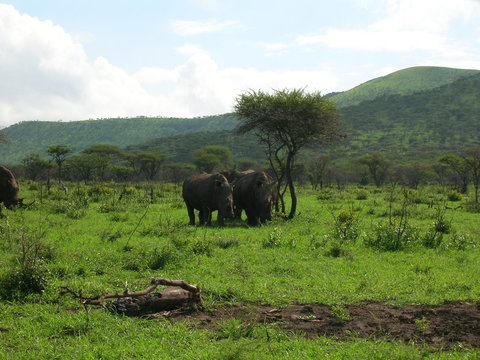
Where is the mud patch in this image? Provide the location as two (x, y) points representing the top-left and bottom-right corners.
(156, 302), (480, 348)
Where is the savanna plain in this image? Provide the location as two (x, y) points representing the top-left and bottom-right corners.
(1, 181), (479, 359)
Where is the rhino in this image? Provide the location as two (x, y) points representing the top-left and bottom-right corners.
(0, 165), (23, 217)
(182, 173), (234, 226)
(233, 171), (275, 226)
(219, 169), (255, 183)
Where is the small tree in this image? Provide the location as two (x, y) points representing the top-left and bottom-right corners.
(235, 88), (342, 219)
(307, 155), (331, 190)
(46, 145), (72, 183)
(81, 144), (124, 180)
(439, 154), (469, 193)
(192, 146), (233, 173)
(134, 152), (166, 181)
(462, 148), (480, 202)
(358, 152), (390, 187)
(22, 153), (51, 181)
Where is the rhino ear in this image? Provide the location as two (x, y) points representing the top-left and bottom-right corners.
(215, 180), (222, 187)
(256, 181), (263, 187)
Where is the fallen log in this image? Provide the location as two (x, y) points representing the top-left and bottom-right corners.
(61, 277), (201, 316)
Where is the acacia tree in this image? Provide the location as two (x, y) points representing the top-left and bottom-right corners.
(462, 148), (480, 202)
(192, 145), (233, 173)
(439, 154), (470, 193)
(46, 145), (73, 182)
(134, 152), (166, 181)
(235, 88), (341, 219)
(358, 152), (390, 187)
(307, 155), (331, 190)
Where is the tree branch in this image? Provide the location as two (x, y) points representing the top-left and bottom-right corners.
(60, 277), (201, 306)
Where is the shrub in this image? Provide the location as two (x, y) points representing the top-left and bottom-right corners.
(464, 200), (480, 213)
(446, 190), (462, 202)
(364, 222), (418, 251)
(317, 188), (334, 200)
(332, 210), (360, 243)
(0, 228), (52, 300)
(355, 189), (368, 200)
(190, 238), (214, 256)
(147, 245), (177, 270)
(262, 227), (284, 248)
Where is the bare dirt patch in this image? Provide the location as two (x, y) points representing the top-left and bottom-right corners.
(156, 302), (480, 348)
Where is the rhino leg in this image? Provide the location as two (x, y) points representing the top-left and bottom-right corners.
(187, 205), (195, 225)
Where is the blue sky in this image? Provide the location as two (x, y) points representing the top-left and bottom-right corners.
(1, 0), (479, 127)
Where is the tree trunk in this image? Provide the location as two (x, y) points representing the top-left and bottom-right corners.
(286, 152), (297, 219)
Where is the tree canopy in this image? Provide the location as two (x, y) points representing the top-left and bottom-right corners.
(235, 88), (342, 218)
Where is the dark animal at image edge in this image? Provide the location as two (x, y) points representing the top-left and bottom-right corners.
(233, 171), (275, 226)
(0, 165), (23, 217)
(182, 173), (234, 226)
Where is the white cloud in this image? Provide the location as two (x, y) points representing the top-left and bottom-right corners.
(0, 4), (339, 127)
(261, 42), (291, 56)
(297, 0), (480, 57)
(171, 20), (243, 36)
(188, 0), (219, 11)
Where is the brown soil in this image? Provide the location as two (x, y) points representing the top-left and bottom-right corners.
(155, 302), (480, 348)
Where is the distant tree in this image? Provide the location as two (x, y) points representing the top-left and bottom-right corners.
(235, 88), (342, 219)
(81, 144), (123, 157)
(67, 153), (107, 183)
(81, 144), (124, 180)
(192, 145), (233, 173)
(438, 154), (469, 193)
(22, 153), (51, 181)
(462, 148), (480, 202)
(358, 152), (390, 187)
(46, 145), (73, 182)
(164, 163), (196, 184)
(395, 164), (430, 189)
(109, 165), (135, 182)
(307, 155), (331, 189)
(431, 163), (449, 186)
(134, 152), (166, 181)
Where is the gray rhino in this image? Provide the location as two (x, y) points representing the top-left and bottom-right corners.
(0, 165), (23, 215)
(219, 169), (255, 183)
(182, 173), (234, 226)
(233, 171), (275, 226)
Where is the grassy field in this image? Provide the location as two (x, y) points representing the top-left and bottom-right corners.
(0, 181), (479, 359)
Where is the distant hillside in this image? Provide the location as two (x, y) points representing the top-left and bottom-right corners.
(130, 72), (480, 164)
(0, 114), (237, 164)
(1, 66), (479, 166)
(126, 130), (262, 163)
(333, 72), (480, 160)
(330, 66), (480, 107)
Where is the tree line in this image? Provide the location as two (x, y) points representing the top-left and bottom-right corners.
(4, 87), (480, 220)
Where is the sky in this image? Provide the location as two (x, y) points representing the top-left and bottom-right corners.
(1, 0), (480, 128)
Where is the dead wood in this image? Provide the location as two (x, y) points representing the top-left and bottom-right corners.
(60, 277), (201, 315)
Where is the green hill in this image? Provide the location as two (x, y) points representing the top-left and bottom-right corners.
(1, 66), (479, 166)
(0, 114), (237, 164)
(330, 66), (480, 107)
(129, 72), (480, 164)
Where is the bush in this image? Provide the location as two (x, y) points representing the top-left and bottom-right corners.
(464, 200), (480, 213)
(355, 189), (368, 200)
(147, 245), (177, 270)
(364, 222), (418, 251)
(332, 210), (360, 243)
(0, 229), (52, 300)
(446, 190), (462, 201)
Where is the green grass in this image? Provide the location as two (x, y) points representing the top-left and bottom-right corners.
(0, 181), (479, 358)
